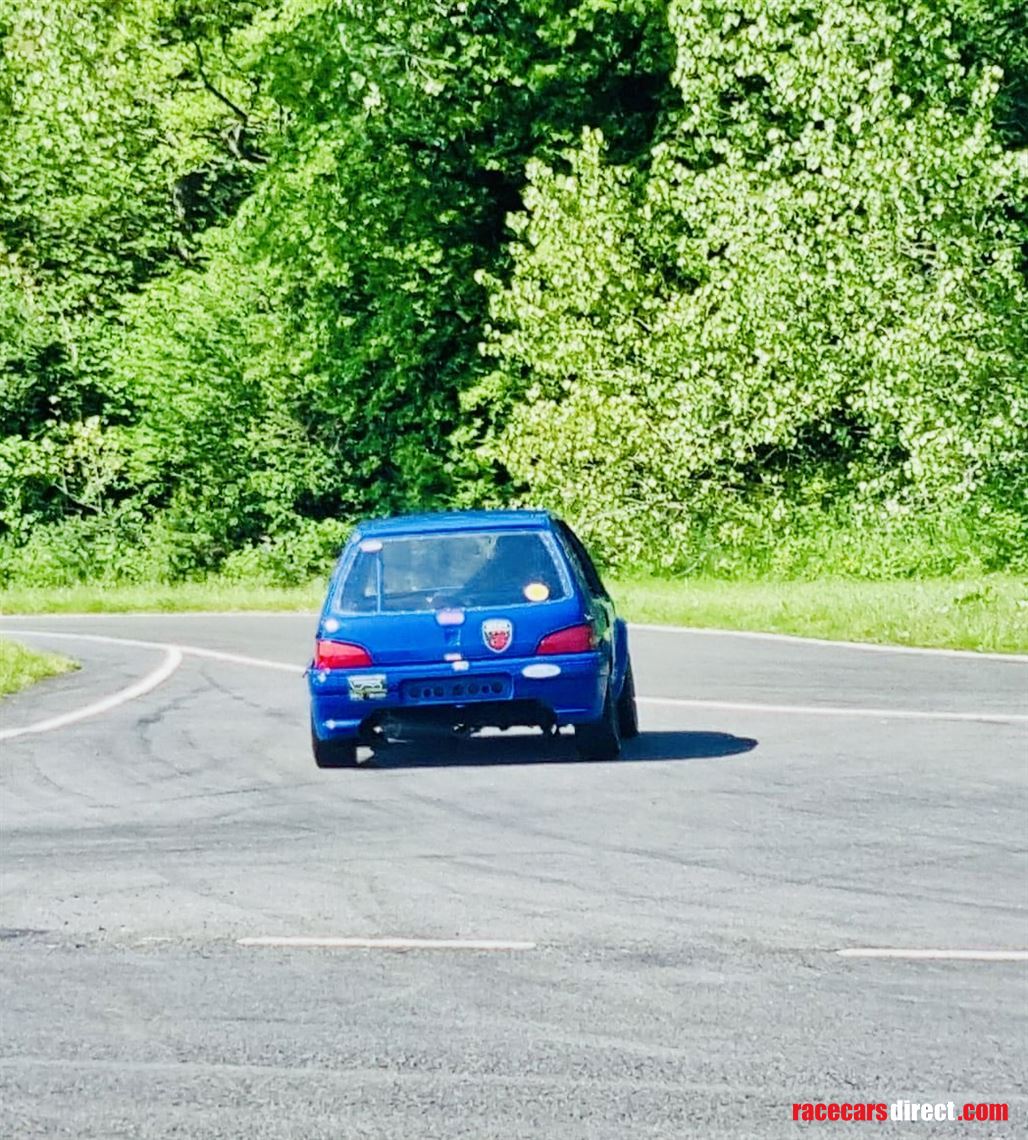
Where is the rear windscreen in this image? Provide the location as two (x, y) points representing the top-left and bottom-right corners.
(337, 530), (570, 613)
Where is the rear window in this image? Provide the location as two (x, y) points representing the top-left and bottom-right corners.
(337, 530), (570, 613)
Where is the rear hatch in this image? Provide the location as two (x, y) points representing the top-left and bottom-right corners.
(323, 527), (585, 667)
(325, 597), (584, 667)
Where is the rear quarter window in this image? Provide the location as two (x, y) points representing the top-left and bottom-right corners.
(556, 521), (609, 598)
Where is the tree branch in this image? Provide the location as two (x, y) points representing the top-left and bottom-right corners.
(194, 41), (248, 123)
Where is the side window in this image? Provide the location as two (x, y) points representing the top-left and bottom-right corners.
(557, 521), (608, 599)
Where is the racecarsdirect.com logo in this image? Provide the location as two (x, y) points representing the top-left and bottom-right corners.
(791, 1100), (1009, 1123)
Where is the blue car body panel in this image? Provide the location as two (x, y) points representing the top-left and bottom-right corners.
(308, 510), (628, 742)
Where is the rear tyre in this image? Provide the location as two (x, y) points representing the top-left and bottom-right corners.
(616, 661), (639, 740)
(312, 726), (359, 769)
(576, 683), (622, 761)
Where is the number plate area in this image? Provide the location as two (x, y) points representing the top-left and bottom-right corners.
(402, 675), (512, 704)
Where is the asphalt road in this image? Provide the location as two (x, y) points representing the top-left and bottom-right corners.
(1, 613), (1026, 1139)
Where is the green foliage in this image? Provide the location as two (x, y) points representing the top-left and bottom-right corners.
(474, 0), (1028, 572)
(220, 518), (352, 585)
(2, 0), (673, 583)
(0, 0), (280, 578)
(952, 0), (1028, 147)
(0, 1), (1025, 585)
(227, 0), (672, 516)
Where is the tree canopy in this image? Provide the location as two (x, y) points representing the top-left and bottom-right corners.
(1, 0), (1024, 583)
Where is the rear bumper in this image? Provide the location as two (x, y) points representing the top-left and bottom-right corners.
(309, 652), (607, 740)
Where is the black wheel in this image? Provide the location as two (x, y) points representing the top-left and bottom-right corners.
(616, 660), (639, 740)
(576, 682), (622, 761)
(312, 725), (359, 769)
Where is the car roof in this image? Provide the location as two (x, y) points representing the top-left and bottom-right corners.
(355, 509), (556, 539)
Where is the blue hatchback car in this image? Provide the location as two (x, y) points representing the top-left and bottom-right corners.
(307, 510), (638, 767)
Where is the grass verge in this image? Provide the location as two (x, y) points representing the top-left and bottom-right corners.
(0, 581), (324, 615)
(0, 575), (1024, 654)
(0, 639), (78, 697)
(614, 575), (1028, 654)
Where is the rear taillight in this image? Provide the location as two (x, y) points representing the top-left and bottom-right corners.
(313, 639), (372, 669)
(535, 623), (597, 655)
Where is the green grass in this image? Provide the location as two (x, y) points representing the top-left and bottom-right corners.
(0, 639), (78, 697)
(613, 575), (1028, 654)
(0, 575), (1025, 654)
(0, 581), (324, 615)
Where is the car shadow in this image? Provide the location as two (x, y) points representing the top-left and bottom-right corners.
(358, 730), (758, 770)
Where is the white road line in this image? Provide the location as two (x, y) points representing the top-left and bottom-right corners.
(637, 695), (1028, 725)
(8, 630), (1026, 725)
(171, 644), (303, 674)
(0, 611), (313, 619)
(5, 630), (304, 675)
(237, 936), (537, 951)
(631, 623), (1028, 663)
(0, 647), (183, 741)
(837, 948), (1028, 961)
(5, 612), (1027, 661)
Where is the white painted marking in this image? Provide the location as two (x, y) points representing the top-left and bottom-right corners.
(8, 630), (1025, 725)
(237, 937), (537, 951)
(637, 695), (1028, 725)
(0, 611), (314, 619)
(4, 611), (1026, 660)
(173, 644), (304, 674)
(6, 630), (303, 674)
(0, 647), (183, 741)
(630, 623), (1028, 663)
(837, 948), (1028, 961)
